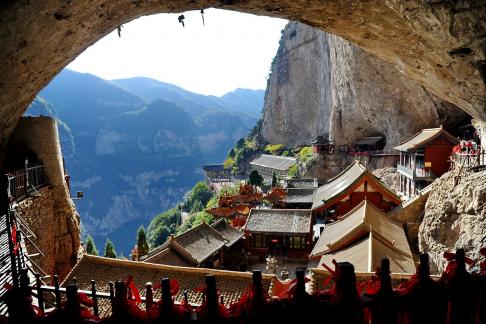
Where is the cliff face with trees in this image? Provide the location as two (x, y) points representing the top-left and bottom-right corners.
(260, 22), (467, 149)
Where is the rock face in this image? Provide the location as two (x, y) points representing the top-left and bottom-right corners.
(8, 117), (80, 280)
(372, 167), (400, 195)
(419, 169), (486, 273)
(1, 0), (485, 164)
(16, 187), (80, 280)
(261, 22), (467, 148)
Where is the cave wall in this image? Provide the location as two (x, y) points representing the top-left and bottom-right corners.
(260, 22), (468, 149)
(0, 0), (485, 164)
(9, 117), (80, 280)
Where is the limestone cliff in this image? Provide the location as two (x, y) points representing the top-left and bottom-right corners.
(260, 22), (467, 149)
(419, 169), (486, 274)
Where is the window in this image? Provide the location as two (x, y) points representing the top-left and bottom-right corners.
(250, 234), (268, 248)
(288, 236), (306, 249)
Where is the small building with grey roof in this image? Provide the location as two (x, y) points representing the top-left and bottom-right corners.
(249, 154), (297, 181)
(243, 208), (313, 259)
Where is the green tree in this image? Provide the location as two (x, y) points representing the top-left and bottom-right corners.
(249, 170), (264, 187)
(189, 182), (212, 209)
(236, 138), (245, 149)
(190, 199), (203, 213)
(288, 164), (299, 178)
(103, 239), (117, 258)
(137, 225), (150, 258)
(272, 171), (278, 187)
(224, 157), (235, 169)
(147, 208), (181, 248)
(85, 235), (98, 256)
(265, 144), (284, 155)
(228, 148), (236, 158)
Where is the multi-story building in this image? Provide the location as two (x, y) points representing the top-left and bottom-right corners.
(394, 127), (458, 198)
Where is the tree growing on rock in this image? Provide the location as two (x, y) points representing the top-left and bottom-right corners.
(137, 225), (150, 258)
(85, 235), (98, 256)
(249, 170), (264, 187)
(272, 171), (278, 187)
(103, 239), (117, 258)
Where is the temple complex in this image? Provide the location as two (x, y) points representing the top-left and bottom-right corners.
(394, 126), (458, 198)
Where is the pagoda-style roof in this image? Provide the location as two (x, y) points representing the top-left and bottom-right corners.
(250, 154), (297, 171)
(245, 209), (312, 235)
(283, 188), (316, 204)
(283, 178), (319, 189)
(317, 232), (416, 273)
(310, 200), (413, 260)
(311, 161), (401, 210)
(211, 219), (244, 247)
(143, 222), (227, 265)
(62, 254), (275, 317)
(394, 126), (459, 152)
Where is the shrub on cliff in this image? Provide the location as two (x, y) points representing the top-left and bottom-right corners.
(147, 208), (180, 248)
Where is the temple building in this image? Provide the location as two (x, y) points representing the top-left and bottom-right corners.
(142, 221), (243, 269)
(311, 136), (334, 154)
(311, 161), (401, 220)
(283, 188), (316, 209)
(309, 200), (415, 273)
(62, 254), (275, 317)
(249, 154), (297, 180)
(243, 209), (313, 258)
(203, 164), (231, 182)
(394, 126), (458, 198)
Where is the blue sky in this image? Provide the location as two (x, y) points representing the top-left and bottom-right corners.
(68, 9), (288, 96)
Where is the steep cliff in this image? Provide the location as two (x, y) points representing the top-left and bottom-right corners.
(260, 22), (467, 149)
(419, 169), (486, 273)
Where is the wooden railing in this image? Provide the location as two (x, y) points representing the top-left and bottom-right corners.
(452, 150), (486, 169)
(3, 249), (484, 323)
(7, 163), (46, 201)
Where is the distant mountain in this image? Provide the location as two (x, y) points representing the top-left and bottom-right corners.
(111, 77), (263, 123)
(27, 69), (264, 254)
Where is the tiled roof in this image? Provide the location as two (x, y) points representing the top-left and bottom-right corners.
(62, 255), (275, 317)
(143, 222), (227, 265)
(250, 154), (297, 171)
(203, 164), (227, 172)
(283, 178), (318, 189)
(211, 219), (244, 247)
(310, 200), (412, 258)
(317, 232), (416, 274)
(394, 127), (459, 151)
(312, 161), (401, 210)
(143, 245), (195, 267)
(245, 209), (312, 234)
(284, 188), (316, 204)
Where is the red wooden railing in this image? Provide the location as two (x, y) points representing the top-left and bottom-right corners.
(2, 248), (485, 323)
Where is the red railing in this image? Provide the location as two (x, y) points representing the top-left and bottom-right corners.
(4, 249), (485, 323)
